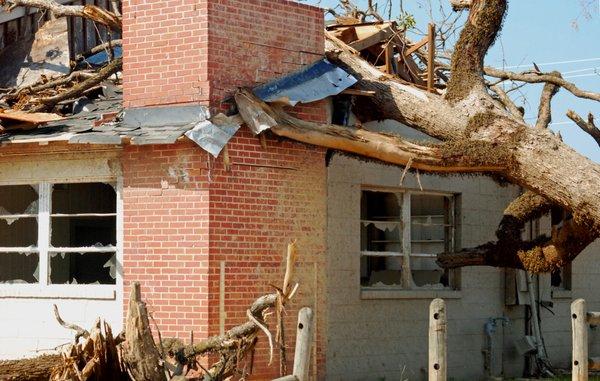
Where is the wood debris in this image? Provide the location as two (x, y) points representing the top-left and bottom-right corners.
(326, 18), (446, 92)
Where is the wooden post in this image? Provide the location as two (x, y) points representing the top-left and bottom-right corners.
(429, 298), (447, 381)
(572, 298), (588, 381)
(427, 23), (436, 93)
(293, 307), (314, 381)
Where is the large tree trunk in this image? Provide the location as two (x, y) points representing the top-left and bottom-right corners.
(328, 39), (600, 232)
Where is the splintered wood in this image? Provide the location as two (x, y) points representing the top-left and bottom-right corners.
(326, 18), (441, 91)
(2, 242), (303, 381)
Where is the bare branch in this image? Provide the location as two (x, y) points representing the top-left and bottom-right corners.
(1, 0), (121, 30)
(490, 84), (524, 121)
(567, 110), (600, 147)
(485, 66), (600, 103)
(30, 57), (122, 112)
(535, 72), (561, 129)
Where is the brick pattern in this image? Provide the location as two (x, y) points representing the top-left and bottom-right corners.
(121, 143), (211, 339)
(121, 1), (328, 378)
(206, 0), (324, 108)
(207, 129), (327, 379)
(122, 0), (210, 108)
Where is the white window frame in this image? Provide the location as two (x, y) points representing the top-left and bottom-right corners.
(360, 187), (457, 292)
(0, 178), (123, 300)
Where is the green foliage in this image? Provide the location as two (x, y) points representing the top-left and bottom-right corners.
(397, 11), (416, 30)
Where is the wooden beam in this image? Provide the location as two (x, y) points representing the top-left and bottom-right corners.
(427, 23), (436, 93)
(340, 89), (376, 97)
(349, 26), (394, 51)
(292, 307), (314, 381)
(403, 36), (428, 57)
(572, 299), (588, 381)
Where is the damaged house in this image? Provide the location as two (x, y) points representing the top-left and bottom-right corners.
(0, 0), (600, 380)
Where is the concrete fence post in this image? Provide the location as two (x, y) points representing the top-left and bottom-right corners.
(293, 307), (314, 381)
(572, 298), (588, 381)
(429, 298), (447, 381)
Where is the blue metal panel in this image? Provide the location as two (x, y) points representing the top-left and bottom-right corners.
(253, 58), (357, 106)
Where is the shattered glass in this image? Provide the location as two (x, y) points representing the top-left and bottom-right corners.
(0, 185), (39, 247)
(49, 252), (116, 285)
(0, 252), (40, 284)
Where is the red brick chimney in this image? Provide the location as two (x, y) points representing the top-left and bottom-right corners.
(122, 0), (324, 110)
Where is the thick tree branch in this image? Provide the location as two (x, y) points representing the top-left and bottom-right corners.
(567, 110), (600, 147)
(1, 0), (121, 30)
(235, 89), (504, 173)
(445, 0), (507, 102)
(450, 0), (472, 10)
(485, 67), (600, 103)
(535, 72), (561, 129)
(438, 190), (598, 272)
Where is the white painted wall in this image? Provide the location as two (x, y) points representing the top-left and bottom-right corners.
(0, 152), (123, 359)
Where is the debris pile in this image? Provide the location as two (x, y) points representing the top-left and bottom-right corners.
(0, 242), (301, 381)
(325, 18), (447, 92)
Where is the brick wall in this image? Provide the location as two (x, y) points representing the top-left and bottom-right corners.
(122, 0), (324, 111)
(121, 1), (328, 378)
(121, 142), (211, 339)
(122, 0), (210, 108)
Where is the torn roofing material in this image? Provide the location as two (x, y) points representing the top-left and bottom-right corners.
(0, 96), (207, 146)
(185, 114), (242, 158)
(252, 58), (357, 106)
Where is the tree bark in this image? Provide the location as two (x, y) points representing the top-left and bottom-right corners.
(1, 0), (121, 31)
(328, 38), (600, 232)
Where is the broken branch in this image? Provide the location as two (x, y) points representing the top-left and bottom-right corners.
(1, 0), (122, 30)
(235, 89), (504, 173)
(535, 72), (561, 129)
(567, 110), (600, 147)
(485, 66), (600, 103)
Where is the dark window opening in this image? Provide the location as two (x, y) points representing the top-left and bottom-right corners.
(0, 252), (39, 284)
(49, 252), (116, 285)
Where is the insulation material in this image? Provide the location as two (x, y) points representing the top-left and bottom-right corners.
(253, 58), (357, 106)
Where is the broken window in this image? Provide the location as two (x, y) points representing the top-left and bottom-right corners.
(49, 183), (117, 285)
(0, 182), (118, 286)
(360, 189), (456, 290)
(0, 185), (39, 283)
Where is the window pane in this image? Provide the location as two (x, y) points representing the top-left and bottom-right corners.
(361, 191), (401, 220)
(0, 252), (39, 284)
(361, 191), (402, 252)
(411, 194), (453, 288)
(411, 257), (448, 288)
(0, 218), (38, 247)
(52, 183), (116, 214)
(51, 216), (116, 247)
(0, 185), (38, 215)
(360, 256), (403, 287)
(49, 252), (116, 285)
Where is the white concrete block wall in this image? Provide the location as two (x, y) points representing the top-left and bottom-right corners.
(326, 154), (520, 380)
(0, 297), (122, 359)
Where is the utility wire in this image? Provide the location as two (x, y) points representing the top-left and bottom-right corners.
(498, 57), (600, 70)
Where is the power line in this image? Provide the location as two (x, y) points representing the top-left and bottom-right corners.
(497, 57), (600, 70)
(561, 67), (600, 75)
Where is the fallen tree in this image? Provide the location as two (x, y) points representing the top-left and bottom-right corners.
(233, 0), (600, 272)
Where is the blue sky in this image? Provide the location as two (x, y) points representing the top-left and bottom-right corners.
(303, 0), (600, 162)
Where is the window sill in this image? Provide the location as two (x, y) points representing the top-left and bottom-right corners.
(552, 289), (572, 300)
(0, 285), (117, 300)
(361, 288), (461, 300)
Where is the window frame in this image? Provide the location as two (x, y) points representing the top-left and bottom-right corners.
(360, 186), (459, 294)
(0, 178), (122, 300)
